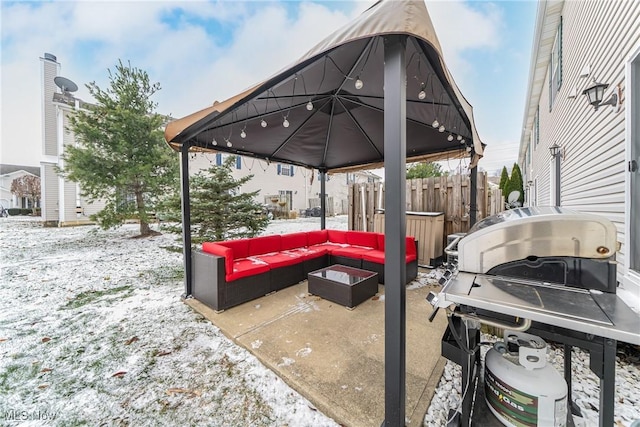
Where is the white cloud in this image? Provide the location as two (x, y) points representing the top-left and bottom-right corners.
(1, 0), (505, 167)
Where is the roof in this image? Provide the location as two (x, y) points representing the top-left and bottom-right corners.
(0, 164), (40, 177)
(164, 0), (485, 172)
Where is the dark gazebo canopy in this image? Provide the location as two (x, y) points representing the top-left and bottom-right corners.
(164, 1), (485, 425)
(165, 0), (484, 172)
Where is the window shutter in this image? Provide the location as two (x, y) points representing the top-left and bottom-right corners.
(290, 166), (294, 176)
(277, 164), (281, 175)
(236, 156), (241, 169)
(216, 153), (222, 166)
(558, 17), (563, 89)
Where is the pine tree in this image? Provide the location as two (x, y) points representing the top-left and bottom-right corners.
(59, 60), (178, 236)
(160, 155), (270, 243)
(510, 163), (525, 206)
(499, 166), (509, 193)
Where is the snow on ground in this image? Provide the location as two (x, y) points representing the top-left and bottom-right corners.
(0, 216), (344, 427)
(1, 215), (638, 426)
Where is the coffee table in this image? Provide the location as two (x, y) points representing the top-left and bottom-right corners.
(307, 264), (378, 309)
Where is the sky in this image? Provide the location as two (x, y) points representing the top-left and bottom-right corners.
(0, 0), (537, 176)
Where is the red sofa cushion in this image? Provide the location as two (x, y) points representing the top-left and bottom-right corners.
(252, 252), (304, 269)
(376, 233), (385, 251)
(281, 232), (308, 251)
(331, 246), (373, 259)
(346, 231), (378, 249)
(249, 235), (281, 256)
(227, 258), (270, 281)
(327, 229), (347, 244)
(284, 246), (328, 260)
(406, 236), (417, 258)
(361, 250), (416, 264)
(202, 243), (234, 273)
(307, 230), (328, 246)
(219, 239), (250, 260)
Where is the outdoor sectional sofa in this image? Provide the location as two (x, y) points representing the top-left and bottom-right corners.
(192, 229), (418, 311)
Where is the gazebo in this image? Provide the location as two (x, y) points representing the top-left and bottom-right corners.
(164, 1), (485, 425)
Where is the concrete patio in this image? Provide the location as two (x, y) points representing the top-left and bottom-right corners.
(185, 270), (448, 427)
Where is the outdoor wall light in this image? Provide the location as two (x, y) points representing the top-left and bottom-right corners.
(549, 142), (564, 160)
(582, 78), (619, 111)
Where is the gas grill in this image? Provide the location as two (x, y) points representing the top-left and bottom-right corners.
(426, 207), (640, 427)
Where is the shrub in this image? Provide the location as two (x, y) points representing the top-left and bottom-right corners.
(7, 208), (21, 216)
(20, 208), (32, 215)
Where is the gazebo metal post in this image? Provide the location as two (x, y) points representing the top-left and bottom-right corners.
(320, 169), (326, 230)
(382, 34), (407, 427)
(180, 142), (193, 298)
(469, 164), (477, 227)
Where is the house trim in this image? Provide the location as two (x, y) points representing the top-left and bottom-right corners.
(621, 40), (640, 304)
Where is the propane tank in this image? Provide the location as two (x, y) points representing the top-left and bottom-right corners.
(484, 330), (568, 427)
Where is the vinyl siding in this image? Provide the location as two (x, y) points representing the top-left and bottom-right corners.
(42, 163), (59, 221)
(41, 59), (59, 157)
(526, 0), (640, 276)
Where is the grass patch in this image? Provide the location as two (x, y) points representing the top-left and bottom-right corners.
(146, 265), (184, 283)
(63, 285), (133, 309)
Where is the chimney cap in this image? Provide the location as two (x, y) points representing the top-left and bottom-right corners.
(43, 53), (57, 62)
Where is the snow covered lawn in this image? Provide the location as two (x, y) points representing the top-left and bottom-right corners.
(0, 217), (342, 426)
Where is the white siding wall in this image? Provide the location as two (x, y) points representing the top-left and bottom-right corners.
(189, 153), (372, 214)
(41, 163), (59, 221)
(531, 0), (640, 277)
(41, 58), (59, 157)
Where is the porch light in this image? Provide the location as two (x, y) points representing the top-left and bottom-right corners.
(582, 79), (617, 110)
(549, 142), (563, 159)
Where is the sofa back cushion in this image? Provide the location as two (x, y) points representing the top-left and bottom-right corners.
(219, 239), (250, 260)
(307, 230), (328, 246)
(281, 232), (308, 251)
(202, 243), (234, 273)
(327, 229), (347, 244)
(346, 231), (378, 249)
(376, 233), (385, 251)
(249, 235), (281, 256)
(406, 236), (417, 256)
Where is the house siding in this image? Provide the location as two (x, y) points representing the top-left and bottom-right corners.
(41, 57), (59, 157)
(42, 163), (59, 221)
(521, 0), (640, 288)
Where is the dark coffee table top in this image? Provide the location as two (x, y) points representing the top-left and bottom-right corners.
(308, 265), (377, 286)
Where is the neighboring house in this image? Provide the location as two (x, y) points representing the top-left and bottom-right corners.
(190, 153), (381, 215)
(518, 0), (640, 304)
(0, 164), (40, 209)
(40, 53), (105, 226)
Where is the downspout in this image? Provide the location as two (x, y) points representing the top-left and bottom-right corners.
(180, 142), (193, 298)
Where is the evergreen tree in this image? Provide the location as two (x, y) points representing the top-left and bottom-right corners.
(499, 166), (509, 193)
(510, 163), (525, 206)
(406, 162), (445, 179)
(160, 155), (270, 243)
(59, 60), (178, 236)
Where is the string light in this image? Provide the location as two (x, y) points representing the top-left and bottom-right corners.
(261, 119), (267, 128)
(226, 139), (232, 148)
(283, 118), (290, 128)
(461, 139), (466, 144)
(212, 138), (217, 146)
(240, 129), (246, 138)
(418, 82), (426, 100)
(306, 101), (314, 111)
(438, 125), (445, 133)
(457, 135), (463, 141)
(432, 119), (439, 128)
(447, 134), (454, 142)
(355, 77), (363, 90)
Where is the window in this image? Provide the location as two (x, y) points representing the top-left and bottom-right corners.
(534, 106), (540, 147)
(277, 164), (294, 177)
(216, 153), (222, 166)
(549, 17), (563, 109)
(236, 156), (242, 170)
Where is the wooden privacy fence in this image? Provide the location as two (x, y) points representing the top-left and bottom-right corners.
(348, 172), (502, 251)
